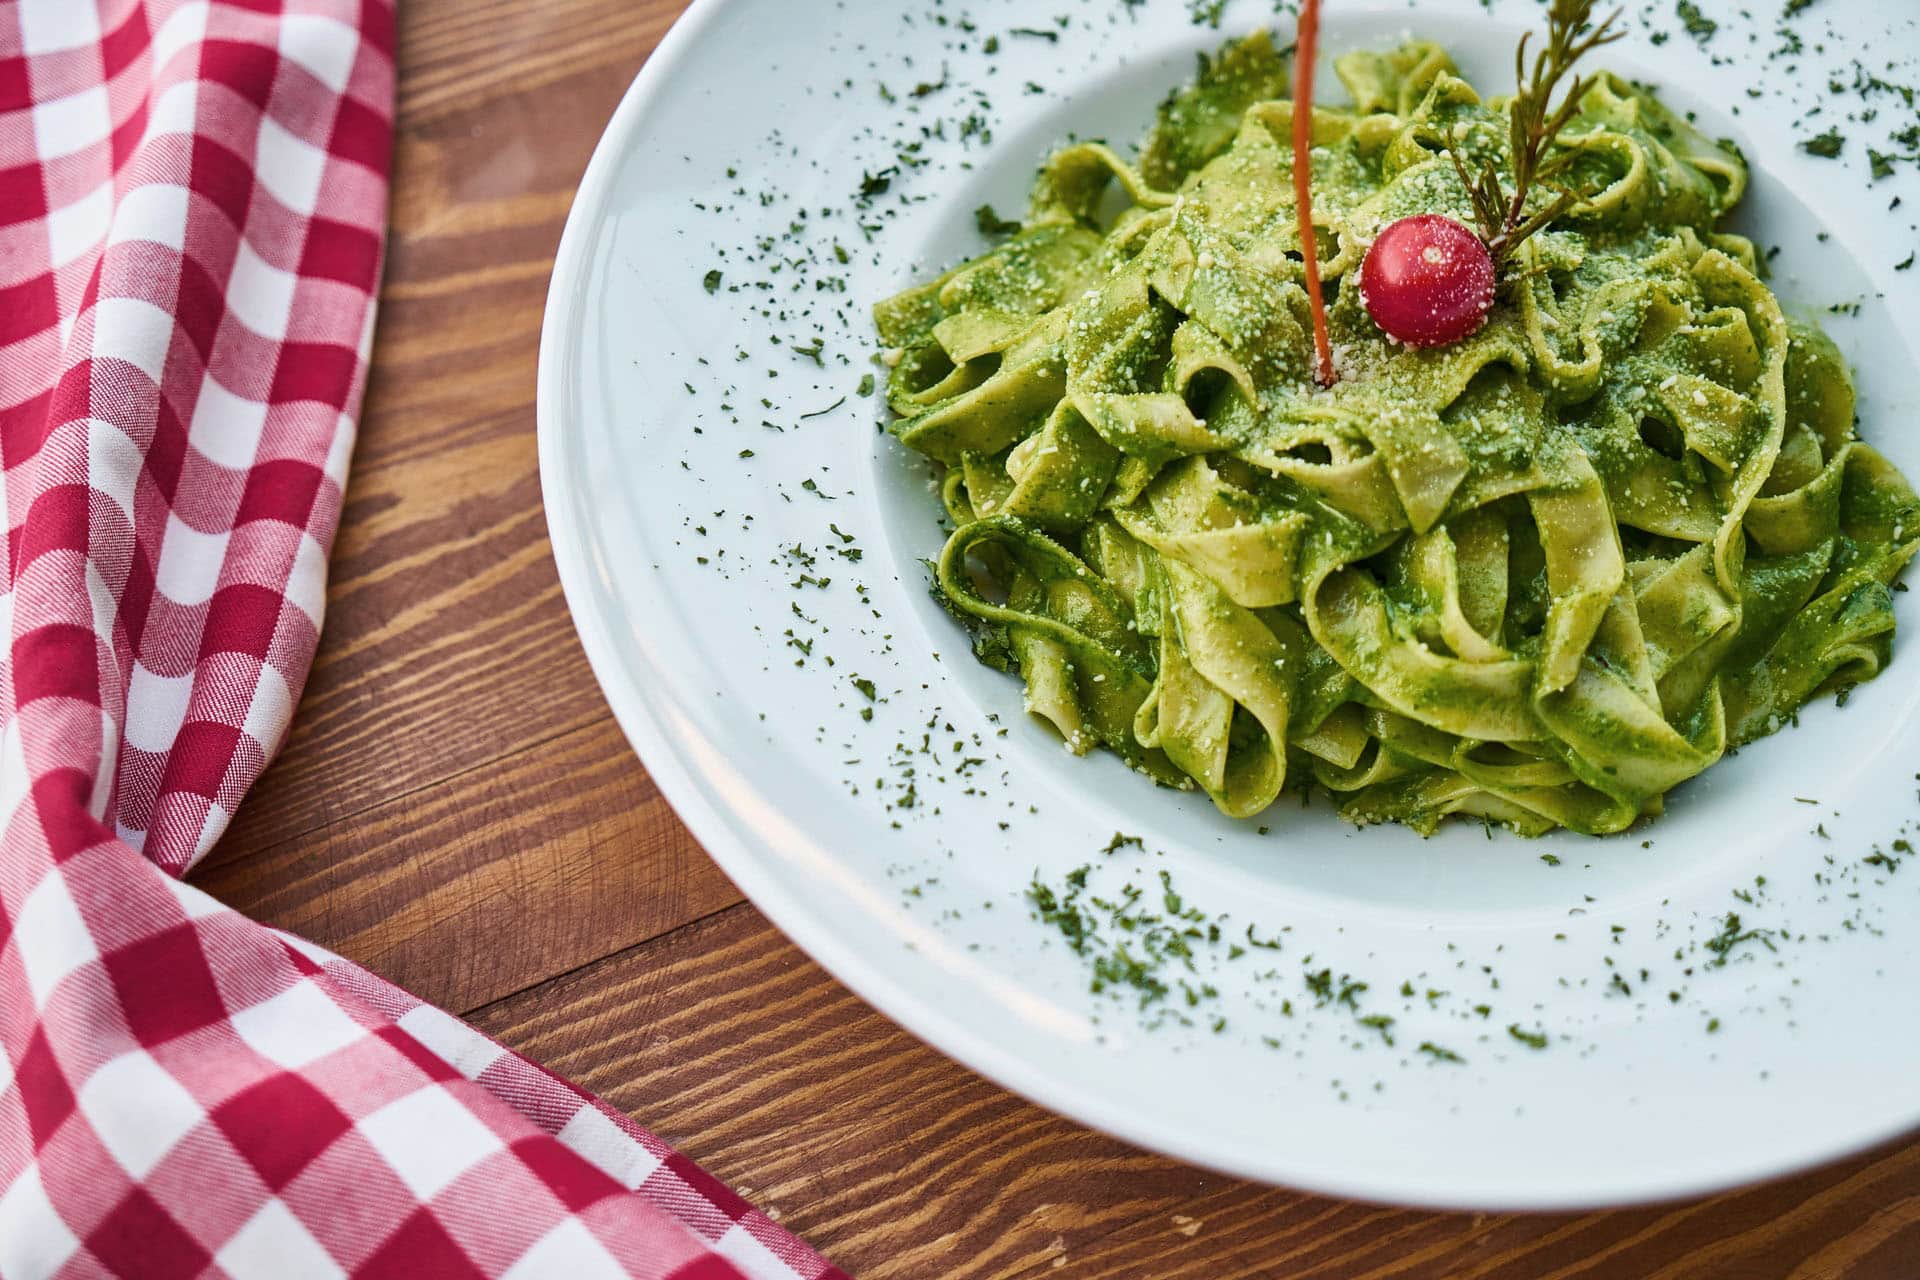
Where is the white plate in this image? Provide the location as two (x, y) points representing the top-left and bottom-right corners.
(539, 0), (1920, 1208)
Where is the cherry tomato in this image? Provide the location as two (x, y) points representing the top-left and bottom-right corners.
(1358, 214), (1496, 348)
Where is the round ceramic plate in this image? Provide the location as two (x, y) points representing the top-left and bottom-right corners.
(539, 0), (1920, 1208)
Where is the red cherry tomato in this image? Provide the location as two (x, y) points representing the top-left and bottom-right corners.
(1358, 214), (1496, 348)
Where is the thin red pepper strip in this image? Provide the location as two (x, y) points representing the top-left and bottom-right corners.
(1291, 0), (1337, 386)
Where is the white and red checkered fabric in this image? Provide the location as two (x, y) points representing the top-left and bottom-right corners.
(0, 3), (843, 1277)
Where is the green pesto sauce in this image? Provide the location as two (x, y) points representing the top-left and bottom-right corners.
(876, 33), (1920, 837)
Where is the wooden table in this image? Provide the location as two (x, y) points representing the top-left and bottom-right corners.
(190, 2), (1920, 1275)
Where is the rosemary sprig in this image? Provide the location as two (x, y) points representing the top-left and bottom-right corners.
(1450, 0), (1624, 270)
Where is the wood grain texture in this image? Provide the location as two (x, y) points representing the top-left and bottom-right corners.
(190, 1), (1920, 1275)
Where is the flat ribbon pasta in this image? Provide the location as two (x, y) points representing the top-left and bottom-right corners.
(881, 35), (1919, 834)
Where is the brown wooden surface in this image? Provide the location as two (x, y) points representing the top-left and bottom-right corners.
(189, 2), (1920, 1276)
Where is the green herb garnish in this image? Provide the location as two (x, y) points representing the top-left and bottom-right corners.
(1802, 128), (1844, 158)
(1675, 1), (1716, 42)
(974, 204), (1022, 238)
(1508, 1024), (1549, 1049)
(1185, 0), (1228, 28)
(1704, 912), (1776, 967)
(1449, 0), (1625, 272)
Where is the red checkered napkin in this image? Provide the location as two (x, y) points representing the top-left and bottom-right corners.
(0, 4), (843, 1277)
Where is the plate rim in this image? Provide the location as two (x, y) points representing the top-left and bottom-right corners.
(536, 0), (1920, 1209)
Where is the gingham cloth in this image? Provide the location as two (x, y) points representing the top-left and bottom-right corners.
(0, 3), (843, 1277)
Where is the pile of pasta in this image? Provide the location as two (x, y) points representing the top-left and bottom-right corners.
(875, 36), (1918, 834)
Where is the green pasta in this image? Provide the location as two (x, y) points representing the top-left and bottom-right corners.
(877, 33), (1919, 835)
